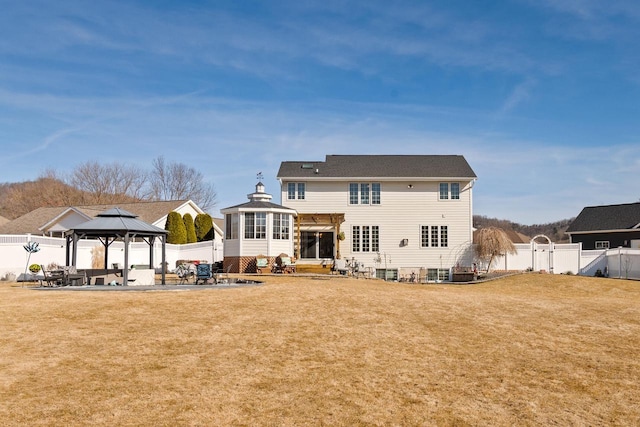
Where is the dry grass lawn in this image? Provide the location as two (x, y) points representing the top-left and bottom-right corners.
(1, 274), (639, 426)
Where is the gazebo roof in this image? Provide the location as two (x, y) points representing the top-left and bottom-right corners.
(70, 208), (168, 236)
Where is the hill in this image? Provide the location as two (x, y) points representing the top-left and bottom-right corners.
(474, 215), (573, 243)
(0, 178), (138, 220)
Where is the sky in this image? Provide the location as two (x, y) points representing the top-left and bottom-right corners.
(1, 0), (639, 224)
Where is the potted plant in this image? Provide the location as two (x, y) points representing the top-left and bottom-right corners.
(29, 264), (41, 274)
(337, 231), (345, 241)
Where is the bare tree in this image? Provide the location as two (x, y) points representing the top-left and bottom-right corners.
(69, 161), (148, 204)
(474, 226), (517, 272)
(149, 156), (217, 210)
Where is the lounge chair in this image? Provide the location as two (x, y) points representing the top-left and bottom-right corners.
(275, 253), (296, 274)
(40, 265), (63, 287)
(176, 263), (197, 284)
(195, 263), (212, 285)
(255, 255), (269, 273)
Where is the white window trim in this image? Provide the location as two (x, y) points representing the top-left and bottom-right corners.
(349, 182), (381, 205)
(439, 182), (461, 201)
(420, 225), (449, 248)
(287, 182), (306, 200)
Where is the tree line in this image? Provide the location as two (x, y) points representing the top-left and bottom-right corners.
(0, 156), (216, 220)
(473, 215), (573, 243)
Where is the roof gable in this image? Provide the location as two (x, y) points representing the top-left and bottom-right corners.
(277, 155), (477, 179)
(566, 202), (640, 233)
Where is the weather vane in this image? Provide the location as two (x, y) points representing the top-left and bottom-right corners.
(256, 172), (263, 181)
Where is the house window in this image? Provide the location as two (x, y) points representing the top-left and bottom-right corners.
(287, 182), (306, 200)
(427, 268), (449, 281)
(349, 182), (381, 205)
(421, 225), (449, 248)
(372, 183), (381, 204)
(360, 183), (370, 204)
(421, 226), (429, 247)
(451, 183), (460, 200)
(362, 226), (370, 252)
(439, 182), (460, 200)
(352, 225), (379, 252)
(439, 183), (449, 200)
(352, 226), (360, 252)
(371, 225), (379, 252)
(245, 212), (266, 239)
(440, 226), (448, 247)
(595, 241), (610, 249)
(225, 213), (238, 239)
(273, 214), (290, 240)
(431, 226), (439, 247)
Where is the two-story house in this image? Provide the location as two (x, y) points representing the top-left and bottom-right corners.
(277, 154), (477, 280)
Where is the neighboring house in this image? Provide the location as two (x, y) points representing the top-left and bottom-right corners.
(566, 202), (640, 250)
(277, 154), (477, 280)
(221, 182), (297, 273)
(0, 200), (223, 241)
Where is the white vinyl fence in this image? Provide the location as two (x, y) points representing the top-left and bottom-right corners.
(0, 234), (223, 280)
(481, 241), (640, 280)
(484, 242), (604, 275)
(605, 247), (640, 280)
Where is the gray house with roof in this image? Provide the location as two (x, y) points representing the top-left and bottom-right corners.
(566, 202), (640, 250)
(277, 154), (477, 280)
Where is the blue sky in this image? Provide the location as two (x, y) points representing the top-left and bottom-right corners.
(1, 0), (639, 224)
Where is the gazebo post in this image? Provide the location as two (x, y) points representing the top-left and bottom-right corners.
(123, 233), (130, 286)
(161, 236), (166, 285)
(103, 237), (109, 270)
(149, 236), (155, 273)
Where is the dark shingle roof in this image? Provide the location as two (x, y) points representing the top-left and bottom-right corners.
(566, 202), (640, 233)
(72, 208), (167, 235)
(222, 200), (293, 211)
(277, 155), (477, 179)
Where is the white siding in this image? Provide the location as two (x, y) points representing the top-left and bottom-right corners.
(281, 179), (475, 269)
(223, 211), (294, 259)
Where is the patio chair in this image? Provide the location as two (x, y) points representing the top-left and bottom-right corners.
(275, 253), (296, 274)
(331, 259), (350, 275)
(195, 263), (212, 285)
(214, 264), (233, 283)
(353, 262), (371, 279)
(40, 265), (63, 287)
(176, 263), (196, 285)
(63, 265), (86, 286)
(255, 255), (269, 273)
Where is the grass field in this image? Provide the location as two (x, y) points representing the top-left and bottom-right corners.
(1, 274), (639, 426)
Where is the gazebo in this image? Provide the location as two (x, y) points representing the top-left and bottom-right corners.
(65, 208), (168, 285)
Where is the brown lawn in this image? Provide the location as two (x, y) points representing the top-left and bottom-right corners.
(1, 274), (639, 426)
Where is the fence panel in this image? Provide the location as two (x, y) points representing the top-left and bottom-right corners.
(0, 235), (223, 278)
(606, 248), (640, 280)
